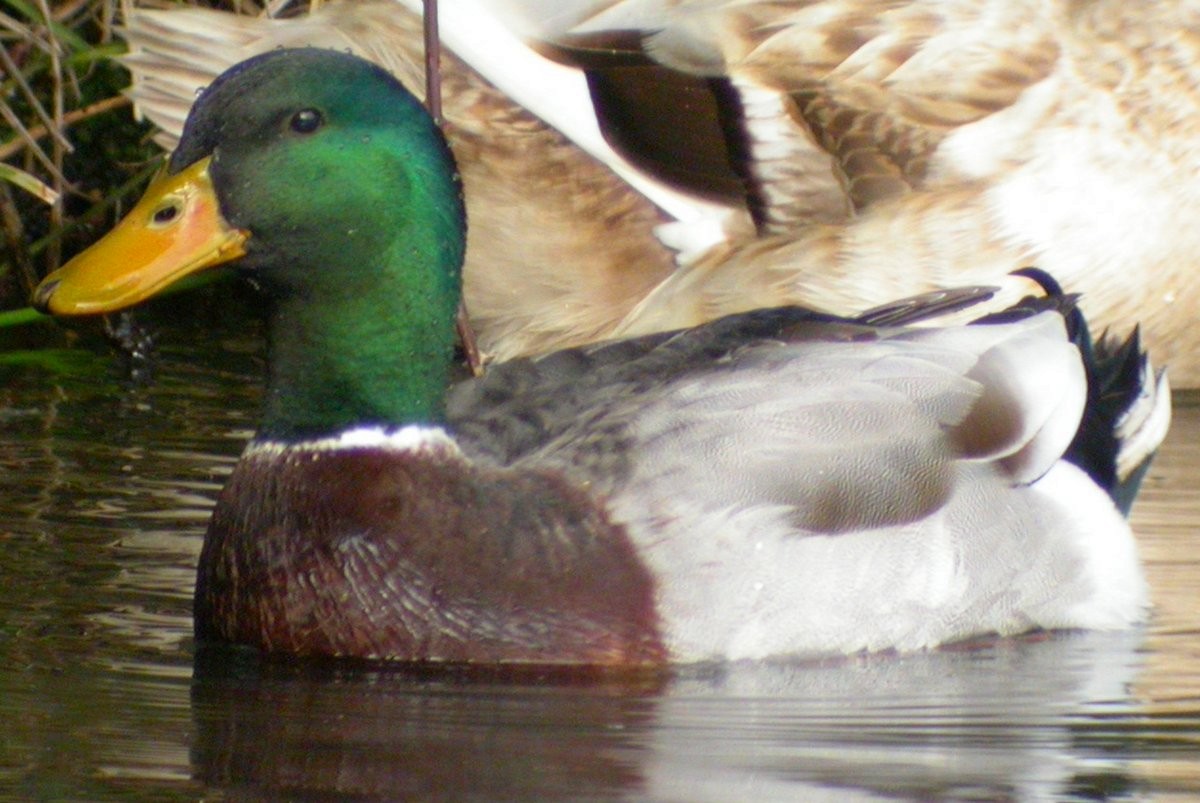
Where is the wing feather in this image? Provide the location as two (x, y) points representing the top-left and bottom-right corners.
(453, 302), (1085, 535)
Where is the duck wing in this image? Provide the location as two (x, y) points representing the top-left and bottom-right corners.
(448, 285), (1098, 534)
(489, 0), (1059, 233)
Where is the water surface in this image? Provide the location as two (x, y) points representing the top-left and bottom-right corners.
(2, 320), (1198, 801)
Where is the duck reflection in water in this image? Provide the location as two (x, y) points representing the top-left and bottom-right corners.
(189, 630), (1146, 800)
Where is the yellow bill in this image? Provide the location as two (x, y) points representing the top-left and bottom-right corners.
(32, 157), (249, 316)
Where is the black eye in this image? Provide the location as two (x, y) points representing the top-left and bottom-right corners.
(152, 203), (179, 225)
(290, 108), (323, 134)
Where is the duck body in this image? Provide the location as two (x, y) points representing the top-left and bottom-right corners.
(34, 49), (1166, 665)
(201, 308), (1154, 664)
(119, 0), (1200, 384)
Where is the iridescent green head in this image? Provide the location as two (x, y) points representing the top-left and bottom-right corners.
(35, 48), (467, 439)
(172, 48), (464, 306)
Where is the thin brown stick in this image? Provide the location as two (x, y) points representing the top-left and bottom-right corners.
(35, 0), (65, 270)
(0, 95), (129, 163)
(422, 0), (442, 125)
(0, 182), (39, 295)
(456, 303), (485, 376)
(421, 0), (483, 373)
(48, 0), (92, 25)
(0, 43), (72, 154)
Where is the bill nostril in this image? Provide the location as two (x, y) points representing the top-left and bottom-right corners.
(32, 279), (60, 313)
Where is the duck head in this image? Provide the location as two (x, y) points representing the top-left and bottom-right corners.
(34, 48), (467, 439)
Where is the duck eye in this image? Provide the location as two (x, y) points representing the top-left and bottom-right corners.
(151, 201), (180, 226)
(290, 108), (323, 134)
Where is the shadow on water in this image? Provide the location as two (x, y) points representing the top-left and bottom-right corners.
(2, 306), (1200, 800)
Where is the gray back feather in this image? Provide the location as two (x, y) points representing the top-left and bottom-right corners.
(448, 304), (1079, 535)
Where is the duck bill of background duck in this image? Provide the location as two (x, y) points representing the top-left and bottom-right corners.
(33, 157), (249, 315)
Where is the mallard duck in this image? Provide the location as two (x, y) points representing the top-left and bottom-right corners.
(34, 48), (1168, 664)
(119, 0), (1200, 385)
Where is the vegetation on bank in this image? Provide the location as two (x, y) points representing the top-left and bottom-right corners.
(1, 1), (270, 349)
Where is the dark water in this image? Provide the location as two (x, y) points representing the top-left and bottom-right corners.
(2, 320), (1199, 801)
